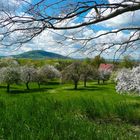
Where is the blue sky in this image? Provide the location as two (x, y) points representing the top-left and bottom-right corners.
(0, 0), (140, 59)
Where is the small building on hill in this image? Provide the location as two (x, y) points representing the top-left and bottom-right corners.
(99, 63), (114, 72)
(97, 63), (114, 84)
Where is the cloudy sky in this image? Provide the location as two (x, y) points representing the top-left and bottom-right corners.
(0, 0), (140, 59)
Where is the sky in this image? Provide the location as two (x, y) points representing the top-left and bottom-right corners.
(0, 0), (140, 59)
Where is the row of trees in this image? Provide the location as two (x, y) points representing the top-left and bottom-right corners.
(0, 65), (60, 92)
(1, 55), (139, 93)
(1, 60), (140, 94)
(0, 58), (112, 92)
(62, 62), (111, 89)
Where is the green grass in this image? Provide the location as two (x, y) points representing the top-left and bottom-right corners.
(0, 82), (140, 140)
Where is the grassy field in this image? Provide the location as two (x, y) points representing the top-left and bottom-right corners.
(0, 82), (140, 140)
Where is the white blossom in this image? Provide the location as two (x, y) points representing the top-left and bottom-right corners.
(20, 66), (37, 83)
(0, 58), (19, 67)
(20, 65), (37, 89)
(40, 65), (61, 80)
(0, 66), (20, 84)
(0, 66), (20, 92)
(99, 69), (111, 81)
(116, 66), (140, 95)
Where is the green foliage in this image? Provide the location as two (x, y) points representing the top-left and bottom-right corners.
(55, 59), (74, 71)
(17, 58), (74, 68)
(120, 56), (136, 69)
(109, 71), (118, 83)
(91, 55), (106, 68)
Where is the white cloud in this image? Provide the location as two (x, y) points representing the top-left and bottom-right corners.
(100, 10), (140, 28)
(31, 29), (80, 57)
(0, 0), (31, 12)
(0, 23), (136, 59)
(0, 0), (139, 59)
(108, 0), (123, 3)
(85, 0), (140, 28)
(100, 0), (140, 28)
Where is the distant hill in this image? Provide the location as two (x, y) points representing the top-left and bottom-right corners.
(10, 50), (70, 59)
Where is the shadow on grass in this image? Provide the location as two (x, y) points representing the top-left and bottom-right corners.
(0, 86), (6, 89)
(9, 87), (53, 94)
(47, 81), (60, 85)
(65, 85), (109, 91)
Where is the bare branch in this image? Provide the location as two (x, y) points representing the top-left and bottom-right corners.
(0, 0), (140, 58)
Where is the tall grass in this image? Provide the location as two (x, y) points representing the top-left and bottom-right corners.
(0, 83), (139, 139)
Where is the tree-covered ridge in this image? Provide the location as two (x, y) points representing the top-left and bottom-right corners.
(1, 50), (70, 59)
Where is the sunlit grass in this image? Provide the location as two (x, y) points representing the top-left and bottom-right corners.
(0, 82), (139, 139)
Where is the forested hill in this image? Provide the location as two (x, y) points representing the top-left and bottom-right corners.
(11, 50), (69, 59)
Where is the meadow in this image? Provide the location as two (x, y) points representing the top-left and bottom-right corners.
(0, 82), (140, 140)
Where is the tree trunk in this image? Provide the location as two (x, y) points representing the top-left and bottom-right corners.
(84, 78), (87, 87)
(98, 79), (100, 84)
(103, 80), (105, 84)
(74, 81), (78, 90)
(7, 84), (10, 93)
(38, 82), (41, 89)
(26, 82), (30, 90)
